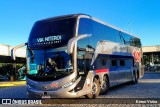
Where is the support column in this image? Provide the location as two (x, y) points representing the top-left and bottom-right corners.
(152, 53), (154, 64)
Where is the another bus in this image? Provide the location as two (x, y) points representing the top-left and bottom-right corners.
(11, 14), (144, 98)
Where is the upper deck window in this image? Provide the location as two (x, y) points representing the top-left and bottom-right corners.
(78, 18), (92, 35)
(28, 17), (77, 49)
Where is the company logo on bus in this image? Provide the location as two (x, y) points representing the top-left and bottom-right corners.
(37, 35), (62, 43)
(133, 48), (141, 62)
(50, 83), (58, 87)
(32, 35), (63, 46)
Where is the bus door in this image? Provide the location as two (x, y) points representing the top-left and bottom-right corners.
(76, 37), (92, 91)
(78, 51), (87, 77)
(118, 58), (133, 83)
(76, 50), (92, 91)
(109, 59), (119, 86)
(117, 59), (127, 83)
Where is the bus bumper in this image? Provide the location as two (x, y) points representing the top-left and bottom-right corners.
(27, 88), (78, 98)
(26, 77), (81, 98)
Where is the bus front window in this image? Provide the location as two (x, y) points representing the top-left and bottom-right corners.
(27, 48), (73, 81)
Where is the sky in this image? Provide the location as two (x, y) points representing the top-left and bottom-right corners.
(0, 0), (160, 46)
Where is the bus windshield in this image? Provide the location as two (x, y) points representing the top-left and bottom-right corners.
(26, 17), (76, 81)
(28, 17), (76, 49)
(27, 47), (73, 81)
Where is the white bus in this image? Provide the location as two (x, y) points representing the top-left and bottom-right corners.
(11, 14), (144, 98)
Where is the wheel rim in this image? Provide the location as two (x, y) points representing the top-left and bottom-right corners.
(92, 82), (97, 94)
(102, 82), (107, 90)
(102, 77), (107, 91)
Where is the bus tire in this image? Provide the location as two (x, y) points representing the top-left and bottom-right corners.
(132, 71), (138, 84)
(100, 75), (109, 94)
(86, 78), (100, 99)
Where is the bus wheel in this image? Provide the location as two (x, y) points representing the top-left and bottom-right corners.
(86, 78), (100, 99)
(132, 71), (138, 84)
(101, 76), (109, 94)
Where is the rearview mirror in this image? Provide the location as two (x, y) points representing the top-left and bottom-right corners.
(67, 34), (91, 54)
(11, 43), (27, 60)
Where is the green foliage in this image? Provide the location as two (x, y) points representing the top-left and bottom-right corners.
(0, 63), (24, 76)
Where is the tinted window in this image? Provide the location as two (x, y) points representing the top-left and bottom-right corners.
(123, 32), (141, 48)
(120, 60), (125, 66)
(91, 20), (141, 48)
(28, 18), (76, 49)
(77, 37), (92, 72)
(78, 18), (95, 51)
(112, 60), (117, 66)
(78, 18), (141, 49)
(92, 21), (116, 42)
(133, 38), (141, 48)
(78, 18), (92, 35)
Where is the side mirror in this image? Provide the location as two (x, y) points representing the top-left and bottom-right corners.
(67, 34), (91, 54)
(11, 43), (27, 60)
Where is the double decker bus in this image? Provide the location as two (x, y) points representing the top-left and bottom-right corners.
(11, 14), (143, 98)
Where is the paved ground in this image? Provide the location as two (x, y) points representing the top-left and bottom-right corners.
(0, 72), (160, 106)
(99, 72), (160, 98)
(0, 81), (26, 87)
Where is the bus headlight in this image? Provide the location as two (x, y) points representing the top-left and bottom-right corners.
(62, 80), (75, 88)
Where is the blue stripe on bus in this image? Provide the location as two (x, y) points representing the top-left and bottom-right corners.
(109, 67), (131, 72)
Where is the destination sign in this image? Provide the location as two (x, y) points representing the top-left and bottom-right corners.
(37, 35), (62, 43)
(31, 35), (66, 46)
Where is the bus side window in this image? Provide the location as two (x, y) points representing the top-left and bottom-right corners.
(112, 60), (117, 66)
(120, 60), (125, 66)
(101, 59), (106, 66)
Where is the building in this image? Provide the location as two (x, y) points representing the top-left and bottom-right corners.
(142, 46), (160, 66)
(0, 44), (26, 63)
(0, 44), (26, 78)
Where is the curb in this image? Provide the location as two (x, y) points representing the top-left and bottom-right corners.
(0, 81), (26, 87)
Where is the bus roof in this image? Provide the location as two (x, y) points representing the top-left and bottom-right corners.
(38, 14), (139, 39)
(38, 13), (90, 22)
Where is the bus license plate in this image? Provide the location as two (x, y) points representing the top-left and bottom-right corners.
(42, 95), (51, 98)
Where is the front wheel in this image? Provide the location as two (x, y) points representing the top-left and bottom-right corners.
(86, 78), (100, 99)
